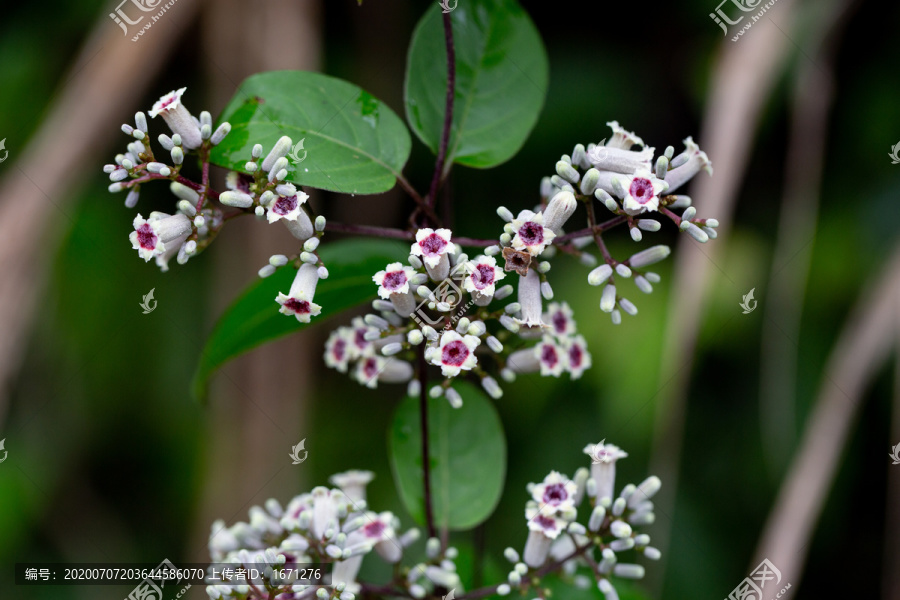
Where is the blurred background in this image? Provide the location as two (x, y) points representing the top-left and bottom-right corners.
(1, 0), (899, 598)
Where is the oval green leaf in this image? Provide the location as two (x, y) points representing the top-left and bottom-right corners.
(389, 381), (506, 530)
(404, 0), (549, 171)
(192, 238), (408, 401)
(211, 70), (412, 195)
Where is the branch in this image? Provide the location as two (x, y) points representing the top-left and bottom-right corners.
(418, 346), (438, 540)
(324, 222), (495, 247)
(553, 216), (626, 244)
(427, 11), (456, 208)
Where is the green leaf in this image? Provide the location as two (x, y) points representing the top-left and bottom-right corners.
(211, 70), (412, 195)
(191, 238), (407, 401)
(404, 0), (548, 171)
(389, 381), (506, 530)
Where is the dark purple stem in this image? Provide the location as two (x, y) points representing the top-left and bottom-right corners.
(553, 215), (627, 244)
(426, 11), (456, 210)
(418, 345), (438, 540)
(324, 222), (495, 247)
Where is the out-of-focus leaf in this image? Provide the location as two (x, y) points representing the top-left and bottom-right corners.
(389, 381), (506, 530)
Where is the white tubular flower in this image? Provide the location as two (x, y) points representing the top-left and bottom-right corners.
(267, 192), (309, 224)
(531, 471), (578, 512)
(310, 487), (342, 540)
(584, 441), (628, 501)
(148, 88), (202, 150)
(329, 470), (375, 503)
(664, 137), (713, 193)
(411, 228), (453, 281)
(587, 145), (654, 175)
(523, 506), (568, 568)
(627, 245), (670, 268)
(346, 511), (401, 563)
(324, 329), (352, 373)
(154, 231), (189, 272)
(463, 255), (505, 305)
(543, 191), (578, 233)
(511, 210), (555, 255)
(563, 335), (592, 380)
(604, 121), (644, 150)
(432, 330), (480, 377)
(129, 213), (192, 261)
(276, 263), (322, 323)
(373, 262), (418, 316)
(354, 353), (414, 388)
(332, 556), (364, 591)
(515, 269), (545, 329)
(544, 302), (576, 338)
(620, 169), (667, 215)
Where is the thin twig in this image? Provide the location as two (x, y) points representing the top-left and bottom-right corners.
(427, 11), (456, 210)
(553, 216), (626, 244)
(324, 221), (495, 247)
(418, 345), (438, 540)
(585, 200), (613, 263)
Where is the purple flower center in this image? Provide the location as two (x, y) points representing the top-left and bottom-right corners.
(136, 223), (158, 250)
(332, 339), (347, 361)
(568, 343), (583, 368)
(354, 328), (368, 349)
(419, 233), (447, 256)
(382, 270), (407, 291)
(159, 95), (177, 111)
(284, 298), (311, 314)
(471, 264), (495, 290)
(363, 358), (379, 379)
(442, 340), (469, 367)
(629, 178), (655, 204)
(542, 483), (569, 505)
(517, 221), (544, 246)
(234, 173), (253, 193)
(363, 521), (386, 538)
(541, 344), (559, 368)
(273, 195), (299, 216)
(552, 311), (567, 334)
(536, 515), (557, 531)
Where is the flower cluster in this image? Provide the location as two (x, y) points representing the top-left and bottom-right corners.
(501, 442), (660, 600)
(320, 225), (593, 402)
(103, 94), (718, 402)
(528, 120), (718, 324)
(206, 471), (417, 599)
(206, 470), (469, 600)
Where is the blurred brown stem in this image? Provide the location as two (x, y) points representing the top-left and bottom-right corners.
(754, 240), (900, 590)
(759, 0), (857, 479)
(647, 2), (799, 590)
